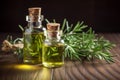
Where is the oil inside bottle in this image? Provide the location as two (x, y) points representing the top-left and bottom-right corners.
(42, 42), (64, 68)
(23, 32), (45, 64)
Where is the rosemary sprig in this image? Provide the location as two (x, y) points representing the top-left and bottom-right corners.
(46, 19), (115, 63)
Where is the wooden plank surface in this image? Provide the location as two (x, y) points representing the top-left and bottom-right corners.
(0, 33), (120, 80)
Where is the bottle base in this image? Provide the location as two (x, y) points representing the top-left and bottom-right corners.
(23, 59), (42, 64)
(42, 62), (64, 68)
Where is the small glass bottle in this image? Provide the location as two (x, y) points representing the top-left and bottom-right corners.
(42, 23), (65, 68)
(23, 7), (45, 64)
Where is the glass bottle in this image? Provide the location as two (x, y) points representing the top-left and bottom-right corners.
(23, 7), (45, 64)
(42, 23), (65, 68)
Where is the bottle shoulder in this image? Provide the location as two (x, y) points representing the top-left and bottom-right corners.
(24, 26), (46, 33)
(44, 39), (64, 46)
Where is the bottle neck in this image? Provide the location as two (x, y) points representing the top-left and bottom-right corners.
(27, 22), (42, 28)
(46, 30), (61, 41)
(26, 15), (43, 28)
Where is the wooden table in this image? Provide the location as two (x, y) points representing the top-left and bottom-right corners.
(0, 33), (120, 80)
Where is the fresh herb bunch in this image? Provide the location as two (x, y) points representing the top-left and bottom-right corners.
(45, 19), (115, 63)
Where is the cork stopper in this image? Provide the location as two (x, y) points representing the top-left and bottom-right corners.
(47, 23), (60, 38)
(47, 23), (60, 31)
(28, 7), (41, 16)
(28, 7), (41, 21)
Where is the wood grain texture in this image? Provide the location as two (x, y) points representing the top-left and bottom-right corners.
(0, 33), (120, 80)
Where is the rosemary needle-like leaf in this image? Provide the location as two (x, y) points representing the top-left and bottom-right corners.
(45, 19), (50, 23)
(19, 25), (24, 32)
(53, 19), (56, 23)
(61, 18), (67, 32)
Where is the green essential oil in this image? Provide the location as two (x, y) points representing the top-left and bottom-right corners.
(23, 32), (45, 64)
(42, 43), (65, 68)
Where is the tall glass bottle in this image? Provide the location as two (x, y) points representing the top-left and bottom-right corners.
(23, 7), (45, 64)
(42, 23), (65, 68)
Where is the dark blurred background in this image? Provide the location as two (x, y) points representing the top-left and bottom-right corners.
(0, 0), (119, 33)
